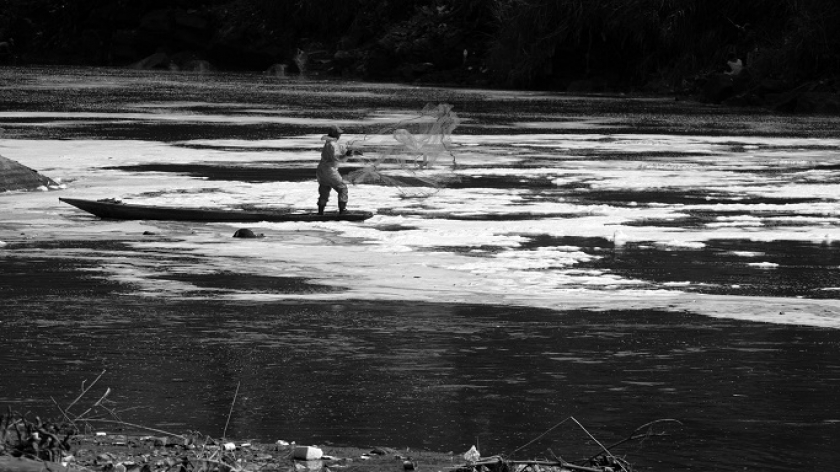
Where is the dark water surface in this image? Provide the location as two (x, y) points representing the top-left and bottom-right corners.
(2, 256), (840, 471)
(3, 67), (840, 471)
(521, 236), (840, 299)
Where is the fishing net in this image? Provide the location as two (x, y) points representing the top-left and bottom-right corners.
(346, 103), (460, 198)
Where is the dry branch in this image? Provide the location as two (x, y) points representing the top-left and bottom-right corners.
(78, 420), (186, 441)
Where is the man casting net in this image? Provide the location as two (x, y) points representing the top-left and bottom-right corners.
(346, 103), (460, 197)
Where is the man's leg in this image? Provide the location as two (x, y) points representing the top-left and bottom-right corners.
(318, 184), (331, 214)
(336, 182), (349, 213)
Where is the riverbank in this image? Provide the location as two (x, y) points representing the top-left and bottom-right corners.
(1, 435), (465, 472)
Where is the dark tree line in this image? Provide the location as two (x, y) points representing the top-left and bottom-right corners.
(1, 0), (838, 92)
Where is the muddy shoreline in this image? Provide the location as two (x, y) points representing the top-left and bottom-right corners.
(1, 435), (466, 472)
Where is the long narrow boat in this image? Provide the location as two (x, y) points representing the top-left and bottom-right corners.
(59, 198), (374, 222)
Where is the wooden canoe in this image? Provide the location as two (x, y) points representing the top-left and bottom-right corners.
(59, 198), (374, 222)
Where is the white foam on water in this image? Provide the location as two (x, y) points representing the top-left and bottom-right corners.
(747, 262), (780, 269)
(728, 251), (764, 257)
(652, 240), (707, 249)
(3, 124), (840, 328)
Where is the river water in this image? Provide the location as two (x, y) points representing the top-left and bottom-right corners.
(1, 67), (840, 471)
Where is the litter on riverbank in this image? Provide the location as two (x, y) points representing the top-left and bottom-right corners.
(1, 373), (681, 472)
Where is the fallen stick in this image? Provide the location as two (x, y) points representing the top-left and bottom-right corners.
(511, 460), (603, 472)
(50, 396), (77, 428)
(74, 388), (112, 421)
(509, 417), (572, 456)
(65, 370), (107, 414)
(187, 458), (237, 472)
(222, 381), (241, 440)
(570, 417), (627, 472)
(79, 419), (187, 440)
(585, 418), (683, 464)
(454, 459), (603, 472)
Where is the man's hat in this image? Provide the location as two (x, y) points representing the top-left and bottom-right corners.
(328, 125), (343, 138)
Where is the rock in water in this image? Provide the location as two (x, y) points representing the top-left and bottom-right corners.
(233, 228), (263, 238)
(0, 154), (60, 192)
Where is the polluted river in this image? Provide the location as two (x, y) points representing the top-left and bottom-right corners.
(1, 66), (839, 471)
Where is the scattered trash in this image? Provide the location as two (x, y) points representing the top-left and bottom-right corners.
(293, 446), (323, 461)
(293, 460), (323, 472)
(1, 371), (679, 472)
(454, 417), (682, 472)
(612, 230), (627, 246)
(463, 445), (480, 463)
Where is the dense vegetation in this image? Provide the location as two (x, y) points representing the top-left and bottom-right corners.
(1, 0), (838, 92)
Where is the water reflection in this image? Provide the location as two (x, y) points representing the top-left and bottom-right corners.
(2, 292), (839, 471)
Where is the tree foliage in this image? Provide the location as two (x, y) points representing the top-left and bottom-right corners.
(486, 0), (840, 88)
(0, 0), (837, 89)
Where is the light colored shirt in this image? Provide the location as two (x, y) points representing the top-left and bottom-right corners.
(726, 58), (743, 75)
(318, 137), (346, 170)
(316, 136), (347, 187)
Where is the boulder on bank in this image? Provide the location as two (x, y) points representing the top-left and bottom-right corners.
(702, 74), (735, 104)
(702, 70), (753, 104)
(0, 154), (61, 192)
(793, 92), (840, 114)
(264, 63), (287, 77)
(129, 51), (170, 70)
(182, 59), (213, 73)
(130, 52), (214, 72)
(773, 81), (840, 114)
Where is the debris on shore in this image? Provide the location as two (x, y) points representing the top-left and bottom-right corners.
(1, 373), (680, 472)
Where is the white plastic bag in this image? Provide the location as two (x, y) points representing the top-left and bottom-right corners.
(463, 445), (480, 463)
